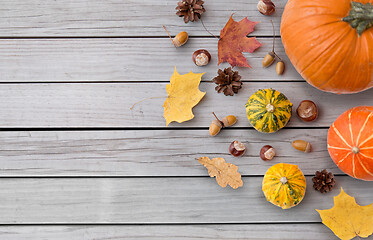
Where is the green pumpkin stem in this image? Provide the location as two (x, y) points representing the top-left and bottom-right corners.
(343, 2), (373, 36)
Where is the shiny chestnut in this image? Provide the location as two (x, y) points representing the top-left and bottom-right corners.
(192, 49), (211, 66)
(229, 141), (246, 157)
(297, 100), (318, 122)
(260, 145), (276, 161)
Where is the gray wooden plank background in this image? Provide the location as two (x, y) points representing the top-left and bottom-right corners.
(0, 0), (372, 239)
(0, 38), (299, 82)
(0, 224), (333, 240)
(0, 177), (371, 223)
(0, 82), (371, 128)
(0, 129), (342, 176)
(0, 0), (286, 37)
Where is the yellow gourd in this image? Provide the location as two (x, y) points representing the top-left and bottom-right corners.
(262, 163), (306, 209)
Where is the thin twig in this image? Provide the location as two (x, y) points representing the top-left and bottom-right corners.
(270, 20), (282, 61)
(271, 20), (275, 53)
(130, 96), (167, 110)
(201, 18), (220, 40)
(163, 25), (177, 49)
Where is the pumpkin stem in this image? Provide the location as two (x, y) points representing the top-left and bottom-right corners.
(343, 2), (373, 36)
(280, 177), (288, 184)
(352, 146), (360, 154)
(266, 104), (275, 113)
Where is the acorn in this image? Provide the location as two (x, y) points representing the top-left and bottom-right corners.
(292, 140), (312, 153)
(276, 60), (285, 75)
(173, 31), (189, 47)
(263, 20), (286, 74)
(222, 115), (237, 127)
(209, 120), (223, 137)
(163, 26), (188, 48)
(263, 52), (275, 68)
(209, 112), (237, 136)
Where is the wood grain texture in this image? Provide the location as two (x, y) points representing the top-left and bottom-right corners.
(0, 38), (300, 82)
(0, 224), (335, 240)
(0, 129), (343, 176)
(0, 0), (286, 37)
(0, 177), (372, 224)
(0, 82), (371, 128)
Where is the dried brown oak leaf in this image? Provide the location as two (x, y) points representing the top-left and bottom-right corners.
(218, 15), (261, 68)
(198, 157), (243, 189)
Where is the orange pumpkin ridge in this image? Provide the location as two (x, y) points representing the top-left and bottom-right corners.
(328, 106), (373, 181)
(281, 0), (373, 94)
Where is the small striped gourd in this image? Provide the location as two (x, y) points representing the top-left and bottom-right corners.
(245, 89), (292, 133)
(262, 163), (306, 209)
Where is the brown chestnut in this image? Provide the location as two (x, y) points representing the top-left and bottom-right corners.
(260, 145), (276, 161)
(229, 141), (246, 157)
(192, 49), (211, 66)
(297, 100), (318, 122)
(257, 0), (275, 16)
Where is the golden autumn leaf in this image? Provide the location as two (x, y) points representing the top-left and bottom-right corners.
(198, 157), (243, 189)
(163, 68), (206, 126)
(316, 188), (373, 240)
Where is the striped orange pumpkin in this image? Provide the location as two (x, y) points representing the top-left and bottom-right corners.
(328, 106), (373, 181)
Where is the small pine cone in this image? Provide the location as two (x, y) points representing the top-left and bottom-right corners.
(312, 169), (336, 193)
(213, 68), (242, 96)
(176, 0), (206, 23)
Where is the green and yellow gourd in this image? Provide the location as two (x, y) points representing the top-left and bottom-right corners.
(245, 89), (292, 133)
(262, 163), (306, 210)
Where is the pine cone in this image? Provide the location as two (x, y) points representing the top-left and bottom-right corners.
(213, 68), (242, 96)
(312, 169), (336, 193)
(176, 0), (206, 23)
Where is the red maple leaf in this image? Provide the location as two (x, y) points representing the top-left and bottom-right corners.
(218, 15), (261, 68)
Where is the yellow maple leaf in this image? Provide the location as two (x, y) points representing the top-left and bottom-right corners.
(163, 68), (205, 126)
(198, 157), (243, 189)
(316, 188), (373, 240)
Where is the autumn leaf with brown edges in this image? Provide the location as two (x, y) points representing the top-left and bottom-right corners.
(316, 188), (373, 240)
(218, 15), (261, 68)
(198, 157), (243, 189)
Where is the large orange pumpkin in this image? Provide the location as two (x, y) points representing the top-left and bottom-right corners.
(328, 106), (373, 181)
(281, 0), (373, 94)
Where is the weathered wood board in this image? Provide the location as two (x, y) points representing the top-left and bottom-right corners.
(0, 0), (287, 37)
(0, 224), (335, 240)
(0, 38), (299, 82)
(0, 177), (371, 224)
(0, 129), (342, 176)
(0, 82), (371, 128)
